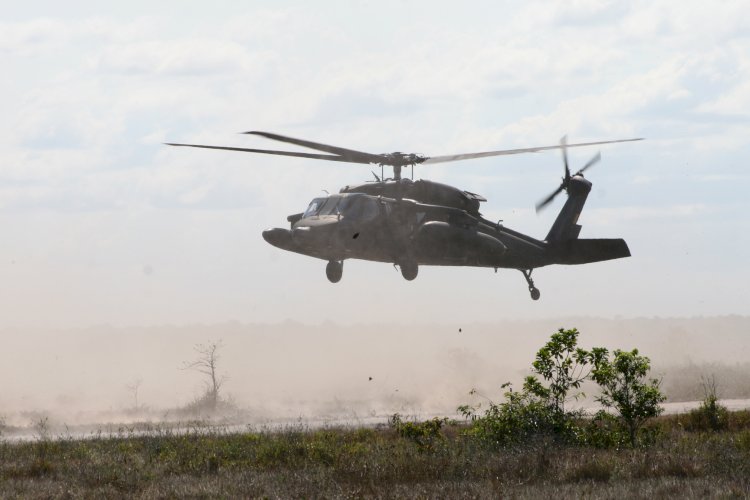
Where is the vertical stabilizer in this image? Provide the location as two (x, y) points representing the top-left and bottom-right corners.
(545, 176), (591, 242)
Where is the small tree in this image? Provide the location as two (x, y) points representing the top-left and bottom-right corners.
(126, 378), (143, 412)
(182, 340), (226, 412)
(523, 328), (593, 415)
(686, 374), (728, 431)
(591, 348), (666, 447)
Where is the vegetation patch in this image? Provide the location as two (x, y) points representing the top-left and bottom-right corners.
(1, 327), (746, 497)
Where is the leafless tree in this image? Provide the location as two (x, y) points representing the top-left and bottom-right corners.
(126, 378), (143, 411)
(182, 340), (226, 411)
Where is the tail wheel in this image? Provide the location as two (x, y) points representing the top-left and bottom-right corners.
(519, 269), (541, 300)
(326, 260), (343, 283)
(400, 262), (418, 281)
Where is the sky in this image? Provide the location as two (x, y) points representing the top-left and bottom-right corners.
(1, 0), (750, 328)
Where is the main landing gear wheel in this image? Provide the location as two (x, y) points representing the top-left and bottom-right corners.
(400, 262), (418, 281)
(520, 269), (541, 301)
(326, 260), (343, 283)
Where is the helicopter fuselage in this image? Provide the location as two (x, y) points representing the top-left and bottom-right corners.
(263, 175), (631, 296)
(264, 191), (554, 271)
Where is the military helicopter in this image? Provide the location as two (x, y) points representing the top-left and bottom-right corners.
(166, 131), (641, 300)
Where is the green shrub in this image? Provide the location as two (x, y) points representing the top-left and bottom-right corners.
(389, 414), (448, 452)
(458, 386), (580, 447)
(460, 327), (668, 449)
(459, 328), (601, 448)
(580, 411), (629, 449)
(684, 376), (729, 432)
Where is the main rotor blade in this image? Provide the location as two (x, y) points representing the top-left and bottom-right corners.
(535, 184), (566, 213)
(244, 131), (383, 164)
(422, 137), (643, 164)
(164, 143), (371, 163)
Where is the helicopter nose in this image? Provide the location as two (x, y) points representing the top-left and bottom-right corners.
(262, 228), (293, 250)
(291, 222), (345, 249)
(291, 226), (312, 243)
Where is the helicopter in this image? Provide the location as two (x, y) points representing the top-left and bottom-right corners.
(166, 131), (642, 300)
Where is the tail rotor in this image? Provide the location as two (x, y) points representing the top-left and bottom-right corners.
(536, 136), (601, 212)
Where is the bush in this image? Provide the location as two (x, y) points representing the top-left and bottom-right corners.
(684, 375), (728, 432)
(458, 385), (580, 447)
(580, 410), (629, 449)
(460, 328), (668, 449)
(389, 414), (448, 452)
(459, 329), (602, 447)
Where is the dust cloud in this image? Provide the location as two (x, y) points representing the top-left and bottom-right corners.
(1, 316), (749, 430)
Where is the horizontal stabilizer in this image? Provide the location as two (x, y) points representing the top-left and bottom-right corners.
(553, 238), (631, 265)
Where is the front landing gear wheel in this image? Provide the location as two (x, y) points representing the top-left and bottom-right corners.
(326, 260), (343, 283)
(519, 269), (541, 301)
(400, 262), (418, 281)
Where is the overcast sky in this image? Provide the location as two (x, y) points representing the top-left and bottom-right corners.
(1, 0), (749, 327)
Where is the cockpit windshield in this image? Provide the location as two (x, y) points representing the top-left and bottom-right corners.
(317, 196), (343, 216)
(303, 194), (379, 221)
(303, 196), (343, 217)
(303, 198), (326, 218)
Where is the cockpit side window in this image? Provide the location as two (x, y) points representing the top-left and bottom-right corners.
(336, 196), (379, 221)
(360, 197), (379, 221)
(338, 196), (359, 217)
(347, 196), (378, 221)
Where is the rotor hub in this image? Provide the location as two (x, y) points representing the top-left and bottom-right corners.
(379, 152), (426, 180)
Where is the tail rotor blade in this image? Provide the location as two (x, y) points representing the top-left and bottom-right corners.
(577, 151), (601, 175)
(560, 135), (570, 181)
(537, 148), (604, 213)
(535, 184), (566, 213)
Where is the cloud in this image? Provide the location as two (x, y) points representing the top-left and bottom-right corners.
(697, 79), (750, 117)
(584, 203), (713, 226)
(0, 18), (71, 54)
(1, 3), (750, 326)
(94, 38), (270, 76)
(0, 17), (155, 55)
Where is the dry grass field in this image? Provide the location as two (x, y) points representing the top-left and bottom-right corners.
(1, 412), (749, 498)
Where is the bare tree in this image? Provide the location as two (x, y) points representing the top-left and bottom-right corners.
(126, 378), (143, 411)
(182, 340), (226, 411)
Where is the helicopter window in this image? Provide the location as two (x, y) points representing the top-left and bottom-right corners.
(303, 198), (326, 218)
(317, 196), (343, 216)
(333, 196), (378, 221)
(352, 197), (379, 221)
